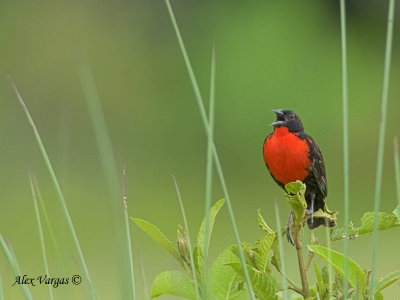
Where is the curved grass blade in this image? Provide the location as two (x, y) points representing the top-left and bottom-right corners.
(123, 168), (136, 300)
(172, 175), (201, 300)
(29, 172), (54, 300)
(163, 2), (255, 298)
(370, 0), (396, 297)
(0, 235), (33, 300)
(9, 78), (98, 299)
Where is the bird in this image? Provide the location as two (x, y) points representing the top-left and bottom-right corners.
(263, 109), (335, 237)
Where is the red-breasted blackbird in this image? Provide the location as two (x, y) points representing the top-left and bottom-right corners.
(263, 109), (335, 232)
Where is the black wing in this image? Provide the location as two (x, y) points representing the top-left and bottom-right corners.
(301, 133), (328, 198)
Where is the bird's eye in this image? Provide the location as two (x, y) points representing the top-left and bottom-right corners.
(290, 114), (295, 120)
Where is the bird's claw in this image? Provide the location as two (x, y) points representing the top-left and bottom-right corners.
(305, 209), (314, 225)
(285, 225), (294, 245)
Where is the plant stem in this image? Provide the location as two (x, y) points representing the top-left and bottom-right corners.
(294, 229), (309, 297)
(370, 0), (396, 297)
(163, 1), (256, 299)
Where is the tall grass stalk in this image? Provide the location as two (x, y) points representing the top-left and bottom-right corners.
(123, 168), (136, 300)
(29, 172), (54, 300)
(163, 1), (256, 298)
(394, 137), (400, 206)
(138, 250), (150, 300)
(0, 235), (33, 300)
(171, 175), (201, 300)
(203, 46), (216, 294)
(78, 62), (131, 299)
(9, 79), (98, 300)
(324, 226), (334, 295)
(274, 201), (289, 300)
(370, 0), (396, 296)
(339, 0), (350, 297)
(0, 266), (4, 300)
(32, 174), (65, 271)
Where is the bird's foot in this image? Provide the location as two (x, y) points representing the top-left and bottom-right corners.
(305, 208), (314, 223)
(285, 225), (294, 245)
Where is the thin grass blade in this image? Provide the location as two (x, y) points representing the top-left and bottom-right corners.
(29, 172), (54, 300)
(31, 174), (65, 270)
(0, 268), (4, 300)
(138, 250), (151, 300)
(203, 45), (216, 296)
(339, 0), (350, 297)
(163, 1), (255, 298)
(78, 61), (131, 299)
(123, 168), (137, 300)
(172, 175), (201, 299)
(370, 0), (396, 296)
(394, 137), (400, 207)
(9, 78), (97, 299)
(274, 201), (289, 300)
(0, 235), (33, 300)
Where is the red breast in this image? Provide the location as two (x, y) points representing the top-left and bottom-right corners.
(263, 127), (311, 185)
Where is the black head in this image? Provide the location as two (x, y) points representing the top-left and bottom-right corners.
(271, 109), (304, 132)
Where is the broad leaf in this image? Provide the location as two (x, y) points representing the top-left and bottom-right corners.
(270, 238), (281, 273)
(374, 270), (400, 295)
(132, 218), (182, 265)
(331, 211), (400, 242)
(196, 199), (225, 276)
(308, 245), (366, 292)
(151, 270), (196, 299)
(228, 263), (278, 300)
(256, 210), (276, 272)
(208, 246), (247, 300)
(313, 263), (326, 299)
(284, 181), (306, 226)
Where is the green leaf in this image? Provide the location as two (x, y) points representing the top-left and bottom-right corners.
(308, 245), (366, 292)
(132, 218), (182, 265)
(150, 270), (196, 299)
(208, 246), (247, 300)
(197, 199), (225, 276)
(331, 211), (400, 242)
(256, 209), (276, 272)
(393, 205), (400, 220)
(270, 238), (281, 273)
(284, 181), (307, 226)
(374, 270), (400, 295)
(313, 263), (326, 298)
(228, 263), (277, 300)
(256, 210), (276, 273)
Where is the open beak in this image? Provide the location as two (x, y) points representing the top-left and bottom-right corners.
(271, 109), (286, 126)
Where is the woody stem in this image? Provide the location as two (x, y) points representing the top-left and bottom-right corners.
(294, 228), (310, 297)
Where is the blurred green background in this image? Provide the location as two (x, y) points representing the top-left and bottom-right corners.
(0, 0), (399, 299)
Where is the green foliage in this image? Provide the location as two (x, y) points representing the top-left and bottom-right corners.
(135, 181), (400, 299)
(308, 245), (366, 293)
(228, 263), (277, 300)
(313, 263), (327, 299)
(196, 199), (225, 277)
(330, 211), (400, 242)
(374, 271), (400, 296)
(208, 246), (247, 300)
(150, 271), (196, 299)
(131, 218), (183, 266)
(256, 210), (276, 272)
(284, 181), (307, 226)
